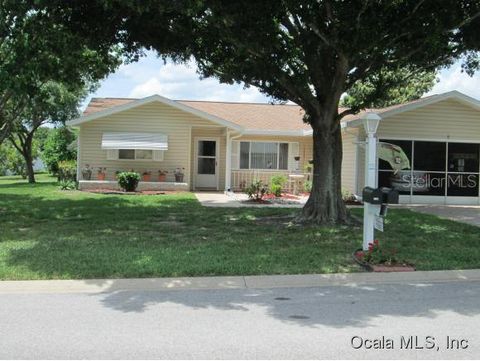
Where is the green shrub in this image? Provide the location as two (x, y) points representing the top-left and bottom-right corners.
(59, 180), (76, 190)
(244, 179), (268, 201)
(270, 183), (282, 197)
(269, 175), (287, 197)
(304, 180), (312, 192)
(117, 171), (140, 192)
(270, 174), (287, 187)
(57, 160), (77, 181)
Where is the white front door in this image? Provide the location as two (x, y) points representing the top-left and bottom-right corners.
(195, 138), (218, 189)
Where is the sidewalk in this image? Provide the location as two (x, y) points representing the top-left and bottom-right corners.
(194, 191), (306, 208)
(1, 269), (480, 294)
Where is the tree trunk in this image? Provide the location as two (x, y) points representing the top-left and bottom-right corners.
(22, 135), (35, 184)
(298, 120), (349, 224)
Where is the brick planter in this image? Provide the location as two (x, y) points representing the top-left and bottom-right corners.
(370, 264), (416, 272)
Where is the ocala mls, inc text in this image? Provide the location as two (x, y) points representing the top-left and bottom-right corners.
(351, 335), (469, 351)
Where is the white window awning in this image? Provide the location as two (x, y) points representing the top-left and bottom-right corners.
(101, 132), (168, 150)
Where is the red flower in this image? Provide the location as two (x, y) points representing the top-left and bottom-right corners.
(374, 239), (379, 245)
(357, 251), (364, 259)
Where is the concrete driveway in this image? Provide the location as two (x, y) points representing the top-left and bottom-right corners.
(404, 205), (480, 227)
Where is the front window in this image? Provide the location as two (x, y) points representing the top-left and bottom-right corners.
(118, 149), (153, 160)
(239, 142), (288, 170)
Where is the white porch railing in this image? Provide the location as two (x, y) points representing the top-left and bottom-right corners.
(231, 169), (311, 192)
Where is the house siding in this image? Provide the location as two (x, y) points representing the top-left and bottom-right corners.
(78, 101), (217, 187)
(377, 99), (480, 141)
(341, 128), (359, 195)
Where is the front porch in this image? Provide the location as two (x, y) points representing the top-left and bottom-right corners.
(230, 169), (311, 193)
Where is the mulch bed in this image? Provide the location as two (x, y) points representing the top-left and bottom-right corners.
(242, 192), (307, 205)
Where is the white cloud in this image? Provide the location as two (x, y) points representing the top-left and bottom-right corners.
(427, 64), (480, 100)
(127, 60), (267, 102)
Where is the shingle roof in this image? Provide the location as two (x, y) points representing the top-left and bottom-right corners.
(84, 97), (348, 132)
(83, 98), (135, 116)
(81, 94), (445, 132)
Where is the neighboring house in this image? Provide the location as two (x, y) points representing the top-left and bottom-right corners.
(69, 90), (480, 205)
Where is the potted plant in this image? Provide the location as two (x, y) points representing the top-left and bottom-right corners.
(81, 164), (92, 180)
(117, 171), (140, 192)
(174, 167), (185, 182)
(158, 170), (168, 182)
(142, 171), (151, 182)
(97, 167), (107, 181)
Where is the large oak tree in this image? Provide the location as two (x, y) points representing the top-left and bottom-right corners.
(38, 0), (480, 223)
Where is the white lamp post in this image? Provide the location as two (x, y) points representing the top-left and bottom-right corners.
(361, 112), (381, 251)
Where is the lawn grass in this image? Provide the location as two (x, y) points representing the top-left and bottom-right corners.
(0, 174), (479, 280)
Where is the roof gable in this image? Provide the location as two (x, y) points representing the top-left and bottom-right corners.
(345, 91), (480, 128)
(68, 94), (244, 131)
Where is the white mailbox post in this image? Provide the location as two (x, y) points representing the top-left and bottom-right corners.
(361, 112), (381, 251)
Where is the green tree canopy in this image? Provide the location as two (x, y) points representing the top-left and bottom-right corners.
(341, 67), (437, 110)
(0, 1), (121, 144)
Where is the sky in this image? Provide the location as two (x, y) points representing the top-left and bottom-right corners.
(84, 50), (480, 108)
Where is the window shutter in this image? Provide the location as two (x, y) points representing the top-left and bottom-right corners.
(153, 150), (164, 161)
(231, 141), (240, 169)
(288, 142), (300, 171)
(106, 149), (118, 160)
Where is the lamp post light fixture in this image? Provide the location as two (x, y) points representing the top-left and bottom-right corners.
(361, 112), (381, 250)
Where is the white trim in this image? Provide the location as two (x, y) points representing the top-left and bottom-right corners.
(68, 94), (243, 131)
(194, 137), (220, 190)
(346, 91), (480, 128)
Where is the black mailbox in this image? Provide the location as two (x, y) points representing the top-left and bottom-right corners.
(380, 187), (399, 204)
(362, 187), (383, 204)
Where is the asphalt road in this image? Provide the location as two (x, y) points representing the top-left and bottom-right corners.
(0, 280), (479, 359)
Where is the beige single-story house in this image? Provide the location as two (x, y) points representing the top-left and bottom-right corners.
(69, 90), (480, 205)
